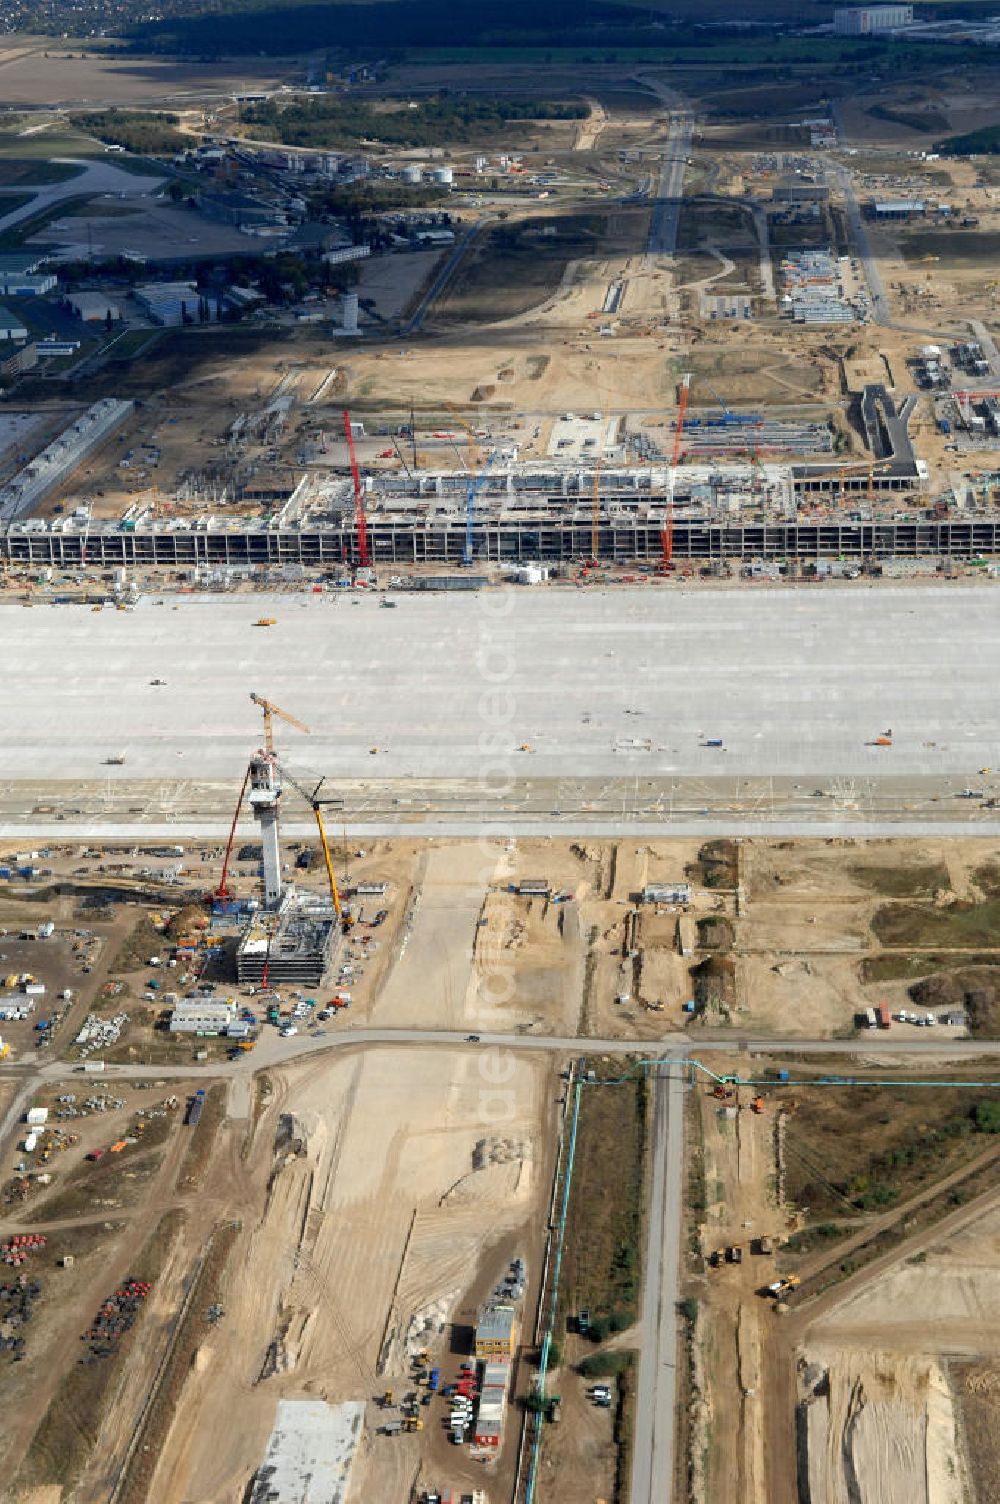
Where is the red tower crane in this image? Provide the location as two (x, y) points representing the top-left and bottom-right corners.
(342, 409), (370, 570)
(661, 373), (691, 570)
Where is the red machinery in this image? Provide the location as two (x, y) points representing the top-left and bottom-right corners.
(214, 763), (251, 903)
(343, 409), (370, 570)
(661, 373), (691, 570)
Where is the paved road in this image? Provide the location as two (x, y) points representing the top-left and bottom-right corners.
(647, 115), (692, 262)
(5, 1028), (997, 1091)
(832, 161), (890, 325)
(631, 1063), (685, 1504)
(400, 220), (487, 334)
(632, 74), (691, 265)
(5, 814), (1000, 842)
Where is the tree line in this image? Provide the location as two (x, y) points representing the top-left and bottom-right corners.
(241, 94), (587, 150)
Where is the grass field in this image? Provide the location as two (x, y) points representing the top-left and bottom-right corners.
(901, 231), (1000, 265)
(0, 131), (104, 161)
(0, 158), (85, 185)
(783, 1081), (1000, 1220)
(871, 895), (1000, 947)
(439, 209), (648, 324)
(677, 199), (757, 252)
(849, 860), (951, 897)
(557, 1076), (647, 1335)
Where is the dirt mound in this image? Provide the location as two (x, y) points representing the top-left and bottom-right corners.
(165, 904), (207, 940)
(909, 966), (1000, 1031)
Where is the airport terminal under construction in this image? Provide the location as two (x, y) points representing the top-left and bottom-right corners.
(5, 382), (992, 569)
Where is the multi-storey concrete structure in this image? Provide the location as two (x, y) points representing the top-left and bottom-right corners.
(834, 4), (913, 31)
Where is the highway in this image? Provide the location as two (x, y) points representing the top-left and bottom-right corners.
(646, 113), (692, 262)
(632, 74), (692, 264)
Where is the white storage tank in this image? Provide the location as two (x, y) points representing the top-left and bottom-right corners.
(431, 166), (454, 186)
(401, 165), (422, 185)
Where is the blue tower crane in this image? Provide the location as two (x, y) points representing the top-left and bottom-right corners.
(464, 448), (498, 565)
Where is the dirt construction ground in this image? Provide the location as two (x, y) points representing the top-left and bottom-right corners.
(146, 1045), (555, 1502)
(6, 837), (1000, 1500)
(689, 1040), (1000, 1504)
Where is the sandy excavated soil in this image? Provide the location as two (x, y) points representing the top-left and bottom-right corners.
(796, 1200), (1000, 1504)
(801, 1352), (963, 1504)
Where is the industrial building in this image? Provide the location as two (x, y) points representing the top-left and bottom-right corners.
(236, 891), (337, 986)
(771, 178), (829, 205)
(473, 1361), (510, 1449)
(0, 253), (46, 279)
(0, 399), (133, 522)
(1, 273), (56, 297)
(168, 998), (238, 1035)
(867, 199), (925, 220)
(833, 4), (913, 32)
(475, 1302), (518, 1359)
(781, 249), (859, 324)
(0, 307), (28, 342)
(68, 291), (124, 323)
(643, 882), (691, 905)
(134, 282), (207, 327)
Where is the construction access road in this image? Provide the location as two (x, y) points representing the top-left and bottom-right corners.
(631, 1064), (686, 1504)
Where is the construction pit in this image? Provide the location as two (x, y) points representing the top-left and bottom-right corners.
(687, 1055), (1000, 1504)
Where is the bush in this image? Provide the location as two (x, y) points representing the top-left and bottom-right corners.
(974, 1100), (1000, 1134)
(578, 1350), (632, 1378)
(678, 1296), (698, 1324)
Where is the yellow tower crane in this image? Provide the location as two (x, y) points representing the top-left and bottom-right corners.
(250, 691), (311, 755)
